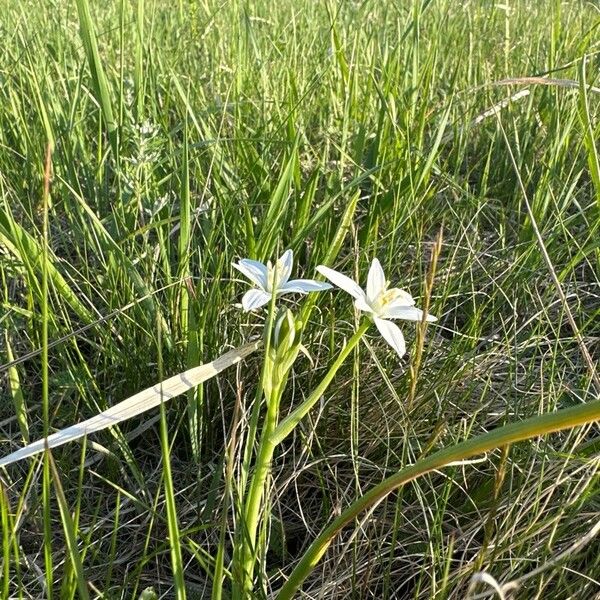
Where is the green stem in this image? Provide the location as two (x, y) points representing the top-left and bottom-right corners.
(233, 291), (279, 597)
(238, 382), (283, 596)
(235, 319), (371, 597)
(270, 320), (371, 447)
(275, 399), (600, 600)
(240, 294), (278, 494)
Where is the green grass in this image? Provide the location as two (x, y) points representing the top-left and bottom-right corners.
(1, 0), (599, 598)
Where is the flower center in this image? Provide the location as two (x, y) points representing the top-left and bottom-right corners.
(372, 288), (413, 313)
(265, 261), (282, 293)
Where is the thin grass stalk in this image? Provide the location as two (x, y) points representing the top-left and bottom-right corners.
(0, 483), (10, 598)
(134, 0), (145, 122)
(41, 144), (54, 599)
(157, 315), (187, 600)
(275, 399), (600, 600)
(179, 121), (200, 461)
(102, 490), (121, 591)
(47, 452), (90, 600)
(66, 436), (88, 595)
(212, 365), (244, 600)
(118, 0), (125, 129)
(475, 444), (510, 570)
(408, 226), (443, 409)
(0, 464), (38, 599)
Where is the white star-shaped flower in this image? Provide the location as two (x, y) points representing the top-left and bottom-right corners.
(233, 249), (332, 311)
(316, 258), (437, 357)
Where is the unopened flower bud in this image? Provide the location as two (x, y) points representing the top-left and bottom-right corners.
(273, 308), (296, 353)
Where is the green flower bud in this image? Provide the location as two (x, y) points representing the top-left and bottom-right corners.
(273, 308), (296, 354)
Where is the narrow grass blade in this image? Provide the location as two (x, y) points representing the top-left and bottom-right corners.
(47, 451), (91, 600)
(134, 0), (145, 122)
(159, 408), (187, 598)
(578, 56), (600, 211)
(178, 119), (200, 461)
(178, 121), (191, 342)
(0, 483), (11, 598)
(0, 207), (95, 324)
(41, 144), (54, 599)
(74, 0), (118, 157)
(0, 341), (259, 467)
(4, 333), (29, 443)
(156, 314), (186, 600)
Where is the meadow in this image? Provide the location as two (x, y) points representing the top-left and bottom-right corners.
(1, 0), (599, 598)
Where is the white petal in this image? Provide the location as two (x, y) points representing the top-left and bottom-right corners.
(316, 265), (366, 301)
(275, 249), (294, 286)
(374, 317), (406, 357)
(354, 296), (374, 313)
(232, 259), (268, 289)
(367, 258), (386, 302)
(279, 279), (332, 294)
(384, 305), (437, 322)
(241, 289), (272, 311)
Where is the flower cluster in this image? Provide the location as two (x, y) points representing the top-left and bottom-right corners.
(234, 250), (437, 357)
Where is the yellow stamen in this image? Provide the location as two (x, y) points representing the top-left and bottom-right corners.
(374, 288), (413, 311)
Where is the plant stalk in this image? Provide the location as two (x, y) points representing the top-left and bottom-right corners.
(235, 319), (371, 596)
(270, 320), (371, 447)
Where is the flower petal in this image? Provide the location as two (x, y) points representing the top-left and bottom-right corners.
(233, 259), (268, 289)
(241, 289), (272, 311)
(278, 279), (333, 294)
(374, 317), (406, 357)
(354, 296), (374, 313)
(316, 265), (366, 301)
(275, 249), (294, 286)
(367, 258), (386, 303)
(384, 305), (437, 322)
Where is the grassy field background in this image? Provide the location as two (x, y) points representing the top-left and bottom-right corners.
(1, 0), (599, 598)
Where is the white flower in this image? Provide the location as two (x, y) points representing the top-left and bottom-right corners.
(233, 249), (332, 311)
(316, 259), (437, 357)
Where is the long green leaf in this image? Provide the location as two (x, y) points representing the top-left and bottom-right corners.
(0, 207), (94, 324)
(4, 333), (29, 444)
(47, 452), (91, 600)
(578, 56), (600, 211)
(74, 0), (118, 157)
